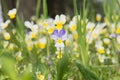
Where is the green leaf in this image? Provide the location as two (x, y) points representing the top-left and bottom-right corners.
(0, 54), (19, 80)
(76, 62), (100, 80)
(21, 64), (33, 80)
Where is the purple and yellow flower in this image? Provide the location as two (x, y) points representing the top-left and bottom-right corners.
(51, 29), (67, 49)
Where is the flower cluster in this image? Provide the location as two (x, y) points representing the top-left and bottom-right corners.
(1, 7), (120, 80)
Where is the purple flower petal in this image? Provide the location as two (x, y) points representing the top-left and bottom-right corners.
(53, 30), (58, 36)
(59, 29), (66, 37)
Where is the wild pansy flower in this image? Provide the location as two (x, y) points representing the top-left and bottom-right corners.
(86, 23), (105, 44)
(54, 14), (66, 30)
(46, 18), (55, 34)
(86, 22), (95, 31)
(8, 8), (17, 19)
(97, 46), (105, 54)
(8, 43), (15, 51)
(25, 21), (39, 39)
(72, 15), (81, 22)
(29, 31), (38, 39)
(106, 48), (110, 55)
(24, 21), (38, 31)
(25, 34), (32, 45)
(39, 37), (47, 49)
(2, 31), (11, 40)
(34, 37), (47, 49)
(92, 23), (106, 39)
(3, 41), (9, 48)
(15, 51), (23, 61)
(47, 26), (55, 34)
(109, 23), (115, 33)
(51, 29), (67, 49)
(69, 20), (77, 31)
(42, 21), (48, 28)
(103, 38), (110, 45)
(25, 34), (34, 51)
(36, 72), (44, 80)
(96, 14), (102, 22)
(65, 34), (73, 46)
(0, 20), (10, 29)
(95, 40), (105, 54)
(27, 42), (34, 51)
(97, 54), (106, 63)
(41, 18), (55, 34)
(51, 29), (67, 59)
(37, 74), (44, 80)
(73, 31), (78, 41)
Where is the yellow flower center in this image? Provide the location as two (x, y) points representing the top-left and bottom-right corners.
(57, 39), (62, 44)
(104, 40), (110, 45)
(70, 25), (77, 31)
(56, 22), (63, 30)
(30, 32), (37, 39)
(8, 44), (14, 51)
(43, 22), (47, 28)
(65, 40), (70, 46)
(3, 32), (11, 40)
(40, 43), (46, 49)
(89, 27), (94, 31)
(57, 52), (62, 59)
(48, 28), (54, 34)
(73, 34), (78, 40)
(27, 45), (33, 51)
(37, 74), (44, 80)
(9, 14), (16, 19)
(92, 33), (98, 39)
(97, 48), (105, 54)
(116, 28), (120, 34)
(96, 15), (101, 22)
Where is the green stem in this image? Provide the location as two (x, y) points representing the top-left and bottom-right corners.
(36, 0), (41, 20)
(43, 0), (48, 19)
(73, 0), (78, 16)
(47, 32), (50, 56)
(16, 0), (20, 10)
